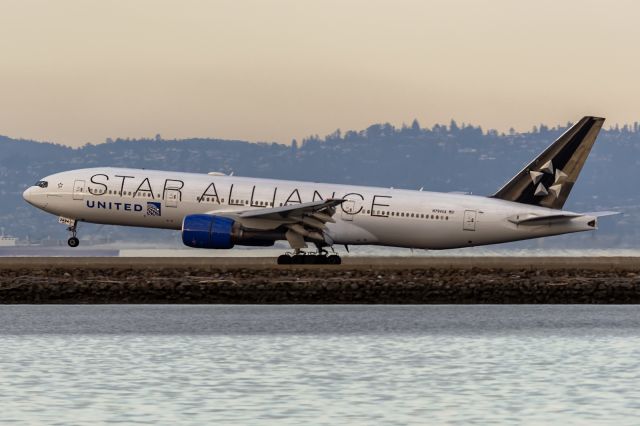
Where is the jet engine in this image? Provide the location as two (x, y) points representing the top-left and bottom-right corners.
(181, 214), (282, 249)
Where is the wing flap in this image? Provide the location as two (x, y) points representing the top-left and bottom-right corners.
(216, 198), (345, 249)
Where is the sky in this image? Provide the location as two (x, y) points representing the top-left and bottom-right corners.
(1, 0), (639, 146)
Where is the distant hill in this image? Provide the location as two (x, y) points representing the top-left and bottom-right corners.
(2, 120), (637, 248)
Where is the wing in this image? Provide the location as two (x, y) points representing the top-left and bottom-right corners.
(214, 198), (344, 249)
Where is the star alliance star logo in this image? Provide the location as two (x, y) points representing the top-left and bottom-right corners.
(530, 160), (567, 198)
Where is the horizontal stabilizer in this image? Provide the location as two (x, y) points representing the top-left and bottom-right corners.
(508, 212), (582, 225)
(580, 211), (621, 218)
(508, 210), (619, 226)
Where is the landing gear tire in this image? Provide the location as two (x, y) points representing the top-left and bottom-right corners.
(276, 253), (341, 265)
(65, 220), (79, 248)
(303, 255), (318, 265)
(67, 237), (80, 248)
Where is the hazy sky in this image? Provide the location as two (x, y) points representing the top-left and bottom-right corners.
(1, 0), (639, 146)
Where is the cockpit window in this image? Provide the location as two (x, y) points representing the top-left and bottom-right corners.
(35, 180), (48, 188)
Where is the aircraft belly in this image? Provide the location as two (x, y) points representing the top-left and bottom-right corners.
(330, 217), (468, 249)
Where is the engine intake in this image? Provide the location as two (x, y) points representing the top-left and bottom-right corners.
(182, 214), (282, 249)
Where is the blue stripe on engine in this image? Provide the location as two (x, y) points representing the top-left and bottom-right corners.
(182, 214), (234, 249)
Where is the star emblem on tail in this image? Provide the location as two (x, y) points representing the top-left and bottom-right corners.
(529, 160), (567, 198)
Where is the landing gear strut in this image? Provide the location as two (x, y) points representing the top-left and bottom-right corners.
(277, 250), (341, 265)
(67, 221), (79, 248)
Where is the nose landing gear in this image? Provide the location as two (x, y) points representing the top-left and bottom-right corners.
(67, 221), (79, 248)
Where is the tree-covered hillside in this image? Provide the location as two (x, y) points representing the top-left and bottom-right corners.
(1, 120), (636, 248)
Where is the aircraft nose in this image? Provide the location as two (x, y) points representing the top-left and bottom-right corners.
(22, 187), (33, 204)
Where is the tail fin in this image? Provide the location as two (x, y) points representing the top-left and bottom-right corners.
(492, 116), (605, 210)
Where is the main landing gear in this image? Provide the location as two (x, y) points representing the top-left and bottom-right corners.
(67, 221), (79, 248)
(277, 250), (342, 265)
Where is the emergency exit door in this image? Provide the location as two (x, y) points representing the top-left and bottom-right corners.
(72, 180), (86, 200)
(341, 200), (355, 221)
(463, 210), (477, 231)
(165, 190), (179, 208)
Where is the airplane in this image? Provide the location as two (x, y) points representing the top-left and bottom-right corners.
(23, 116), (617, 264)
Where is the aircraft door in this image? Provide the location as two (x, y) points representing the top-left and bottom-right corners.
(72, 180), (86, 200)
(463, 210), (477, 231)
(341, 200), (355, 221)
(165, 190), (179, 208)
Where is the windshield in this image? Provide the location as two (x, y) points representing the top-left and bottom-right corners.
(34, 180), (48, 188)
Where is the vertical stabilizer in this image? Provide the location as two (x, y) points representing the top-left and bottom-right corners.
(492, 116), (605, 210)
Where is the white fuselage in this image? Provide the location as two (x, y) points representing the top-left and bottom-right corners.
(23, 167), (597, 249)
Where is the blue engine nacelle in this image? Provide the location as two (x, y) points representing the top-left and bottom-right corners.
(182, 214), (282, 249)
(182, 214), (236, 249)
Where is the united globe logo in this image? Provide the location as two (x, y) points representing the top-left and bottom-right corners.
(147, 202), (161, 216)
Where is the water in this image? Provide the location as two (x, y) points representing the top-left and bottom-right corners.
(0, 306), (639, 425)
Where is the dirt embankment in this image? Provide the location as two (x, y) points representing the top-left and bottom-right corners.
(0, 257), (639, 304)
